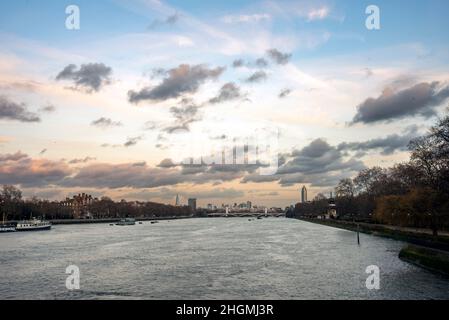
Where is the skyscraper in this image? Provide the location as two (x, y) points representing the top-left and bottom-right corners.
(175, 194), (180, 206)
(188, 198), (197, 211)
(301, 186), (308, 203)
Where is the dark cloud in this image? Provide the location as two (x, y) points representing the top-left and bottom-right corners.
(69, 157), (96, 164)
(56, 63), (112, 92)
(164, 104), (200, 133)
(255, 58), (268, 68)
(0, 151), (28, 162)
(278, 88), (292, 98)
(22, 188), (62, 200)
(148, 13), (180, 29)
(0, 152), (72, 187)
(245, 70), (268, 83)
(91, 117), (122, 128)
(337, 129), (419, 156)
(124, 136), (144, 147)
(60, 161), (250, 189)
(267, 48), (292, 65)
(351, 82), (449, 124)
(209, 82), (243, 104)
(128, 64), (225, 103)
(232, 59), (245, 68)
(162, 99), (202, 133)
(0, 96), (40, 122)
(242, 138), (366, 187)
(157, 158), (177, 168)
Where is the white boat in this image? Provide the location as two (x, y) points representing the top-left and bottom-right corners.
(16, 218), (51, 231)
(116, 218), (136, 226)
(0, 213), (16, 232)
(0, 224), (16, 232)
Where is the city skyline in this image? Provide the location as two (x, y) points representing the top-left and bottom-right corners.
(1, 0), (449, 207)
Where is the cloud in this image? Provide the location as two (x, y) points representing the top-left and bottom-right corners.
(245, 71), (268, 83)
(307, 6), (330, 21)
(209, 82), (244, 104)
(0, 152), (72, 187)
(22, 188), (63, 200)
(267, 48), (292, 65)
(222, 13), (271, 24)
(163, 100), (202, 133)
(59, 161), (251, 189)
(278, 88), (292, 98)
(0, 151), (28, 162)
(242, 138), (366, 187)
(351, 82), (449, 124)
(124, 136), (144, 147)
(232, 59), (245, 68)
(39, 104), (56, 113)
(337, 129), (419, 156)
(0, 96), (40, 122)
(143, 120), (158, 131)
(128, 64), (225, 103)
(157, 158), (177, 168)
(255, 58), (269, 68)
(56, 63), (112, 92)
(148, 13), (180, 29)
(68, 157), (96, 164)
(91, 117), (123, 128)
(101, 143), (121, 148)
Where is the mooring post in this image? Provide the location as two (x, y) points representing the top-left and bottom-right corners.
(357, 223), (360, 245)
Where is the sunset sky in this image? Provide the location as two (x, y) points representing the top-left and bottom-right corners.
(1, 0), (449, 207)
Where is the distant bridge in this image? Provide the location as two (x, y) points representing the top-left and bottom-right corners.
(206, 212), (286, 218)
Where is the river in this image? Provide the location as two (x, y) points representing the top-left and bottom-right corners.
(1, 217), (448, 299)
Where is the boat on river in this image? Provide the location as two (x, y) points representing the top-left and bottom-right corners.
(0, 213), (16, 232)
(116, 218), (136, 226)
(16, 218), (51, 231)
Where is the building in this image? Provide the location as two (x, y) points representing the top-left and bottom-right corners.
(301, 186), (308, 203)
(327, 192), (338, 219)
(175, 194), (180, 206)
(188, 198), (197, 211)
(246, 201), (252, 209)
(61, 193), (96, 219)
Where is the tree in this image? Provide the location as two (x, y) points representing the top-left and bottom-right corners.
(408, 114), (449, 237)
(336, 178), (355, 198)
(0, 185), (23, 220)
(354, 167), (388, 197)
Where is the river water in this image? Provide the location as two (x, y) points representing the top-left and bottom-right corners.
(1, 217), (448, 300)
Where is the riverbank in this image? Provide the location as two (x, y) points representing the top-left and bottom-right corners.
(9, 215), (194, 225)
(297, 217), (449, 251)
(399, 245), (449, 276)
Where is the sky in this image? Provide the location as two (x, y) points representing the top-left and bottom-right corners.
(1, 0), (449, 207)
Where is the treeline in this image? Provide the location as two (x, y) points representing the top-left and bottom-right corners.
(294, 114), (449, 235)
(0, 186), (192, 221)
